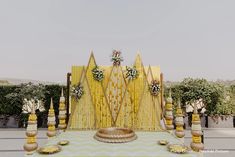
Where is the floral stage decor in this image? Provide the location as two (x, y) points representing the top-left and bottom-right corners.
(191, 105), (204, 152)
(47, 98), (56, 138)
(111, 50), (123, 66)
(68, 52), (163, 130)
(125, 66), (139, 80)
(58, 88), (67, 131)
(92, 66), (104, 81)
(26, 52), (203, 157)
(175, 100), (185, 138)
(149, 80), (161, 96)
(71, 83), (84, 100)
(23, 104), (38, 155)
(164, 90), (174, 131)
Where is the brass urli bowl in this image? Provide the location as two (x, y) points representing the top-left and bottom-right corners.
(94, 127), (137, 143)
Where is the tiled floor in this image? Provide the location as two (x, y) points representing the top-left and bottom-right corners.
(0, 128), (234, 157)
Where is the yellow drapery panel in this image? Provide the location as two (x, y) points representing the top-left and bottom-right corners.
(136, 67), (157, 131)
(85, 54), (113, 128)
(135, 67), (162, 131)
(105, 66), (126, 125)
(68, 66), (83, 128)
(130, 54), (147, 126)
(68, 68), (96, 130)
(102, 66), (112, 90)
(150, 66), (163, 131)
(115, 86), (133, 128)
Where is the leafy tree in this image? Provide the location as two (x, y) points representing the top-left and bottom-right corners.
(165, 78), (226, 125)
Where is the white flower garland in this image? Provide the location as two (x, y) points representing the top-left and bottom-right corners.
(92, 66), (104, 82)
(149, 80), (161, 96)
(111, 50), (123, 66)
(126, 66), (138, 80)
(71, 83), (84, 100)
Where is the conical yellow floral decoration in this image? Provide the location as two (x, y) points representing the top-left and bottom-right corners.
(58, 88), (67, 131)
(23, 104), (38, 155)
(47, 98), (56, 137)
(191, 104), (204, 152)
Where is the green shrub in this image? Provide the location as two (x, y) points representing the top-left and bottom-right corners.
(0, 84), (66, 128)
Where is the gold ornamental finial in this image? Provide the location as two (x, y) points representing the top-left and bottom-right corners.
(50, 98), (53, 109)
(58, 89), (67, 131)
(166, 89), (173, 104)
(61, 88), (64, 97)
(169, 89), (172, 98)
(31, 100), (35, 114)
(178, 99), (181, 108)
(193, 104), (197, 114)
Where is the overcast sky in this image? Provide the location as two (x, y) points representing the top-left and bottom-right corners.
(0, 0), (235, 83)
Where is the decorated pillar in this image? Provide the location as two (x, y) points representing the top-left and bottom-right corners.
(164, 90), (174, 132)
(58, 88), (67, 131)
(23, 105), (38, 155)
(175, 100), (185, 138)
(191, 104), (204, 152)
(47, 98), (56, 137)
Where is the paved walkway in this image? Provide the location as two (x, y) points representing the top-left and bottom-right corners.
(0, 128), (234, 157)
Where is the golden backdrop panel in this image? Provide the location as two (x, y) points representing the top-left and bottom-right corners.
(69, 69), (96, 130)
(68, 53), (163, 131)
(85, 54), (113, 128)
(105, 66), (127, 124)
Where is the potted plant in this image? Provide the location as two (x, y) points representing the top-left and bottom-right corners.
(166, 78), (214, 127)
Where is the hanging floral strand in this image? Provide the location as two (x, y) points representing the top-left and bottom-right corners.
(92, 66), (104, 82)
(71, 83), (84, 100)
(149, 80), (161, 96)
(126, 66), (139, 80)
(111, 50), (123, 66)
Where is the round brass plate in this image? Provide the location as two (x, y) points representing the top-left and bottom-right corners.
(158, 140), (169, 145)
(94, 127), (137, 143)
(58, 140), (69, 146)
(38, 145), (61, 154)
(167, 144), (189, 154)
